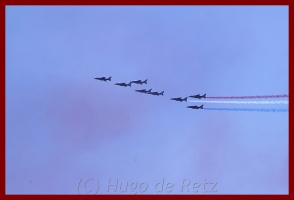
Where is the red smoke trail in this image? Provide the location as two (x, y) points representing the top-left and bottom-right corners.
(206, 94), (288, 99)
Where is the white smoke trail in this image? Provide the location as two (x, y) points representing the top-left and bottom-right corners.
(188, 100), (289, 104)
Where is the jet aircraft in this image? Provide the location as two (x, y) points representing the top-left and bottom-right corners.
(170, 97), (188, 102)
(94, 76), (111, 81)
(187, 105), (204, 109)
(189, 94), (206, 99)
(130, 79), (147, 85)
(135, 89), (152, 94)
(148, 91), (164, 96)
(115, 82), (132, 87)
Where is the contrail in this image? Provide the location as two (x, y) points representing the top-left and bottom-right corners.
(204, 108), (288, 112)
(188, 100), (289, 105)
(206, 94), (288, 99)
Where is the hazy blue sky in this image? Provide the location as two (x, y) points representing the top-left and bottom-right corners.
(6, 6), (288, 194)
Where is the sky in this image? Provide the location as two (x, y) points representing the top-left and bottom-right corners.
(6, 6), (288, 194)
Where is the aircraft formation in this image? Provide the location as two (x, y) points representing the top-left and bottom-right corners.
(94, 76), (205, 110)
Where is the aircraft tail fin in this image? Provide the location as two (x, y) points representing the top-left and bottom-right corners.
(203, 94), (206, 98)
(184, 97), (188, 102)
(108, 76), (112, 81)
(160, 91), (164, 96)
(147, 89), (152, 93)
(200, 105), (204, 109)
(128, 83), (132, 87)
(143, 79), (147, 84)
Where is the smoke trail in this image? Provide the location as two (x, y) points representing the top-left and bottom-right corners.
(189, 100), (289, 104)
(204, 108), (288, 112)
(206, 94), (288, 99)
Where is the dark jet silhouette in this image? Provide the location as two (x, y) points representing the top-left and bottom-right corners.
(131, 79), (147, 85)
(135, 89), (152, 94)
(115, 82), (132, 87)
(187, 105), (204, 109)
(189, 94), (206, 99)
(94, 76), (111, 81)
(170, 97), (188, 102)
(148, 91), (164, 96)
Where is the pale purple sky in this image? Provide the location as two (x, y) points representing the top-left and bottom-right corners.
(6, 6), (288, 194)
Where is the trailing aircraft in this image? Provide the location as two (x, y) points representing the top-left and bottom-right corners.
(186, 105), (204, 109)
